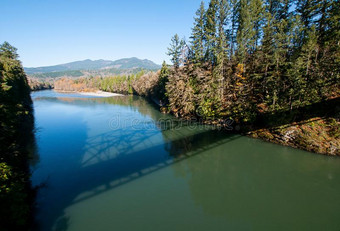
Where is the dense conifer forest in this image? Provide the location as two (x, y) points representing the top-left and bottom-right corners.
(0, 42), (35, 230)
(163, 0), (339, 122)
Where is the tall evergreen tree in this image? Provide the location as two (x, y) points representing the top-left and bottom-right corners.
(296, 0), (319, 46)
(190, 1), (206, 65)
(227, 0), (240, 58)
(167, 34), (185, 70)
(157, 61), (170, 103)
(216, 0), (230, 69)
(0, 41), (19, 60)
(204, 0), (218, 65)
(236, 0), (264, 66)
(250, 0), (294, 110)
(215, 0), (230, 100)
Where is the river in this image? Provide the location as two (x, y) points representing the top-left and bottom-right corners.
(31, 90), (340, 231)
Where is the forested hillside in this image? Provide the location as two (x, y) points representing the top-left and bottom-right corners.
(54, 0), (339, 155)
(0, 42), (36, 230)
(164, 0), (339, 122)
(161, 0), (339, 154)
(25, 58), (161, 79)
(25, 58), (161, 74)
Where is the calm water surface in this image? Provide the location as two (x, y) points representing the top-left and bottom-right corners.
(31, 90), (340, 231)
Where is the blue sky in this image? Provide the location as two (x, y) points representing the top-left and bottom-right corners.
(1, 0), (207, 67)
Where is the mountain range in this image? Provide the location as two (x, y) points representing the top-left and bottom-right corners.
(25, 57), (161, 78)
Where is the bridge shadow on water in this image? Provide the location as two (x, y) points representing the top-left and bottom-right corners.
(34, 98), (240, 231)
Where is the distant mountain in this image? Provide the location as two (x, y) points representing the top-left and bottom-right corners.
(24, 57), (161, 75)
(27, 68), (149, 79)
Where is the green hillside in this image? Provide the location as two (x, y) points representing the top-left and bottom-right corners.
(24, 57), (161, 76)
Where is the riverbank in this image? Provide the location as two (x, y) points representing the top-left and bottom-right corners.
(49, 74), (340, 157)
(78, 91), (123, 97)
(53, 89), (124, 97)
(245, 97), (340, 156)
(247, 117), (340, 156)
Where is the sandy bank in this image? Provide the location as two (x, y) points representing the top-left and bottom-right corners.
(77, 91), (124, 97)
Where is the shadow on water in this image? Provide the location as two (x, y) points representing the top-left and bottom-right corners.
(32, 93), (240, 231)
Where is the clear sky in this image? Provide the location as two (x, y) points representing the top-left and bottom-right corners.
(1, 0), (207, 67)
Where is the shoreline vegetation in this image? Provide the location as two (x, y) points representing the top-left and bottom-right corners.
(45, 74), (339, 156)
(0, 42), (36, 230)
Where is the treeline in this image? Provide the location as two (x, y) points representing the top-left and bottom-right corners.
(54, 70), (164, 98)
(28, 67), (156, 79)
(30, 70), (84, 78)
(0, 42), (36, 230)
(54, 77), (98, 92)
(164, 0), (339, 122)
(28, 77), (53, 91)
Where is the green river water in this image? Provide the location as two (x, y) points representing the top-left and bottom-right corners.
(31, 90), (340, 231)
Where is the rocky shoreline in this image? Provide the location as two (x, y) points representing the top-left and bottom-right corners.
(247, 117), (340, 156)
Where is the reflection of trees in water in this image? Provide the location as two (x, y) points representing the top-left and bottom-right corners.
(53, 95), (166, 122)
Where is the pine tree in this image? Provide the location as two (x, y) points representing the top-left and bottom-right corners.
(289, 0), (339, 107)
(227, 0), (239, 58)
(251, 0), (265, 49)
(157, 61), (169, 103)
(215, 0), (230, 101)
(216, 0), (230, 70)
(251, 0), (293, 110)
(323, 0), (340, 96)
(0, 41), (19, 60)
(236, 0), (264, 65)
(204, 0), (218, 65)
(167, 34), (185, 70)
(296, 0), (319, 46)
(190, 1), (206, 65)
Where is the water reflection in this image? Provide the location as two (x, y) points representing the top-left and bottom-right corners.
(31, 90), (340, 231)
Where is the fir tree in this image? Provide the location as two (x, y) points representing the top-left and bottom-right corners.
(215, 0), (230, 101)
(204, 0), (218, 65)
(227, 0), (240, 58)
(0, 41), (19, 60)
(190, 1), (206, 65)
(157, 61), (170, 103)
(236, 0), (264, 65)
(167, 34), (185, 70)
